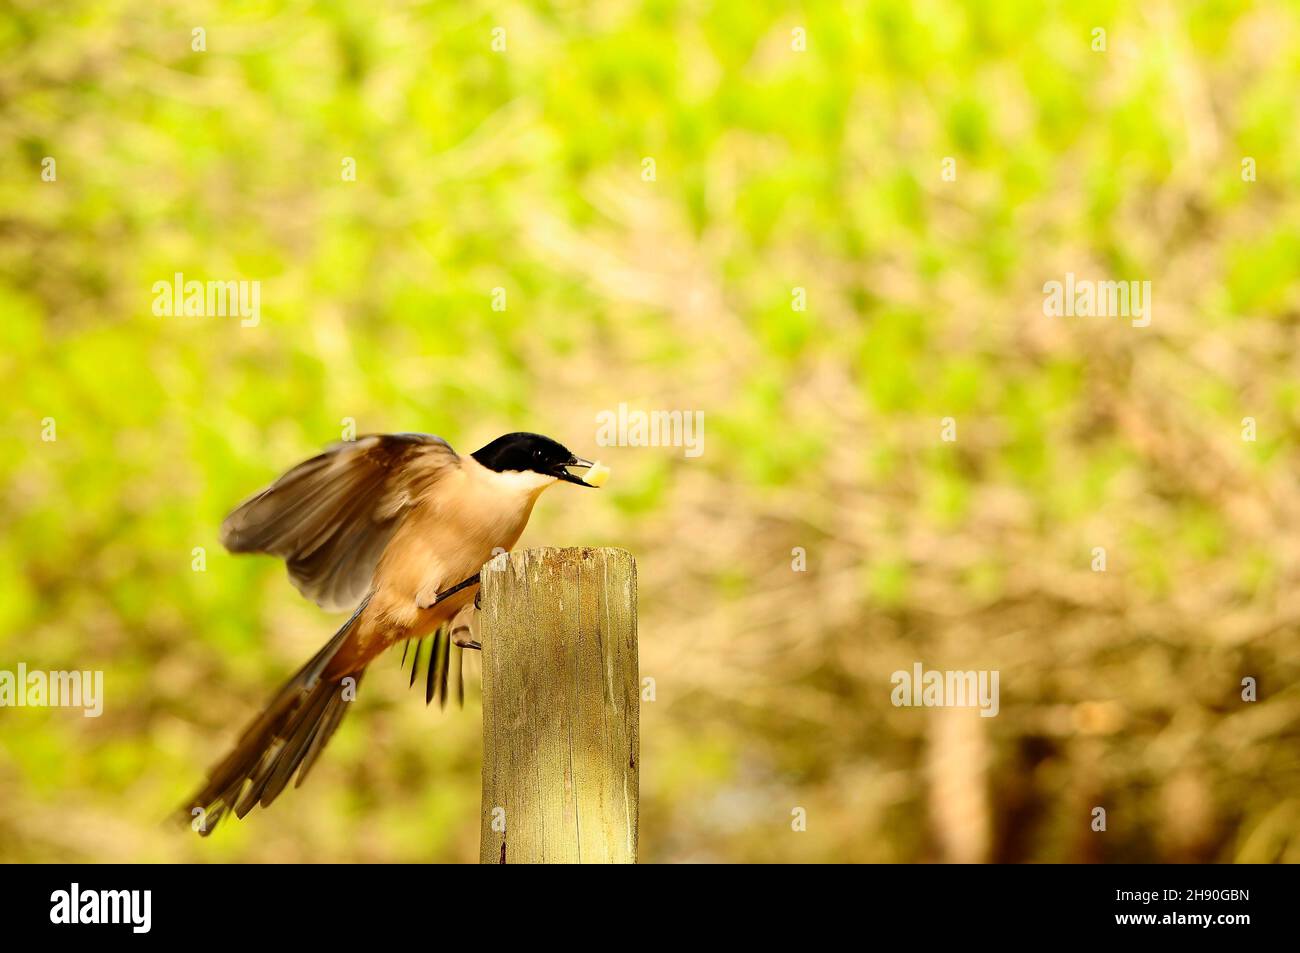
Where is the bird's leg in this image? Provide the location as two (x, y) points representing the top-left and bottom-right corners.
(417, 572), (480, 610)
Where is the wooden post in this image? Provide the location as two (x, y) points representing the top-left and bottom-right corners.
(479, 547), (638, 863)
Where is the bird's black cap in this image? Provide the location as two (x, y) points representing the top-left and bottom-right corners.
(471, 432), (595, 485)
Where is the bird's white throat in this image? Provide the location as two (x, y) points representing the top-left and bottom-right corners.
(476, 466), (558, 497)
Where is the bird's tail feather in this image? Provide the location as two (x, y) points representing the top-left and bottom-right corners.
(177, 595), (371, 836)
(403, 625), (459, 707)
(400, 602), (477, 708)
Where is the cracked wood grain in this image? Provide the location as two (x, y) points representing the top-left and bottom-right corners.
(479, 547), (638, 864)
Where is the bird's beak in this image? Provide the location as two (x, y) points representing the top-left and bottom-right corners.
(557, 455), (597, 487)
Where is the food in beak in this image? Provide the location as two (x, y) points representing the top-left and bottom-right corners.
(581, 460), (611, 487)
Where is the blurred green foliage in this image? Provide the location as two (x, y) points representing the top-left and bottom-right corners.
(2, 0), (1300, 862)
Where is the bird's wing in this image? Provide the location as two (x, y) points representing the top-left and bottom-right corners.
(220, 432), (458, 611)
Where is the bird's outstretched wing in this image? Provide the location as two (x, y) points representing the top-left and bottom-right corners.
(220, 432), (457, 611)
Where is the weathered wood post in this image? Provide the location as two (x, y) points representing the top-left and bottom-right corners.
(478, 547), (638, 863)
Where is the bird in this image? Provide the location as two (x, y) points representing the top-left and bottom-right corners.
(177, 431), (600, 834)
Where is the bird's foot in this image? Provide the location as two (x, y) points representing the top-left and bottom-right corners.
(449, 623), (481, 651)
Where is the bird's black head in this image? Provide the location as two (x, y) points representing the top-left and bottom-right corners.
(471, 432), (596, 486)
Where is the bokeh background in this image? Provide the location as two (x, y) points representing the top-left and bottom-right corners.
(3, 0), (1300, 863)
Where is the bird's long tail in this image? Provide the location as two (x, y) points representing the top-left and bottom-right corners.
(177, 596), (371, 836)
